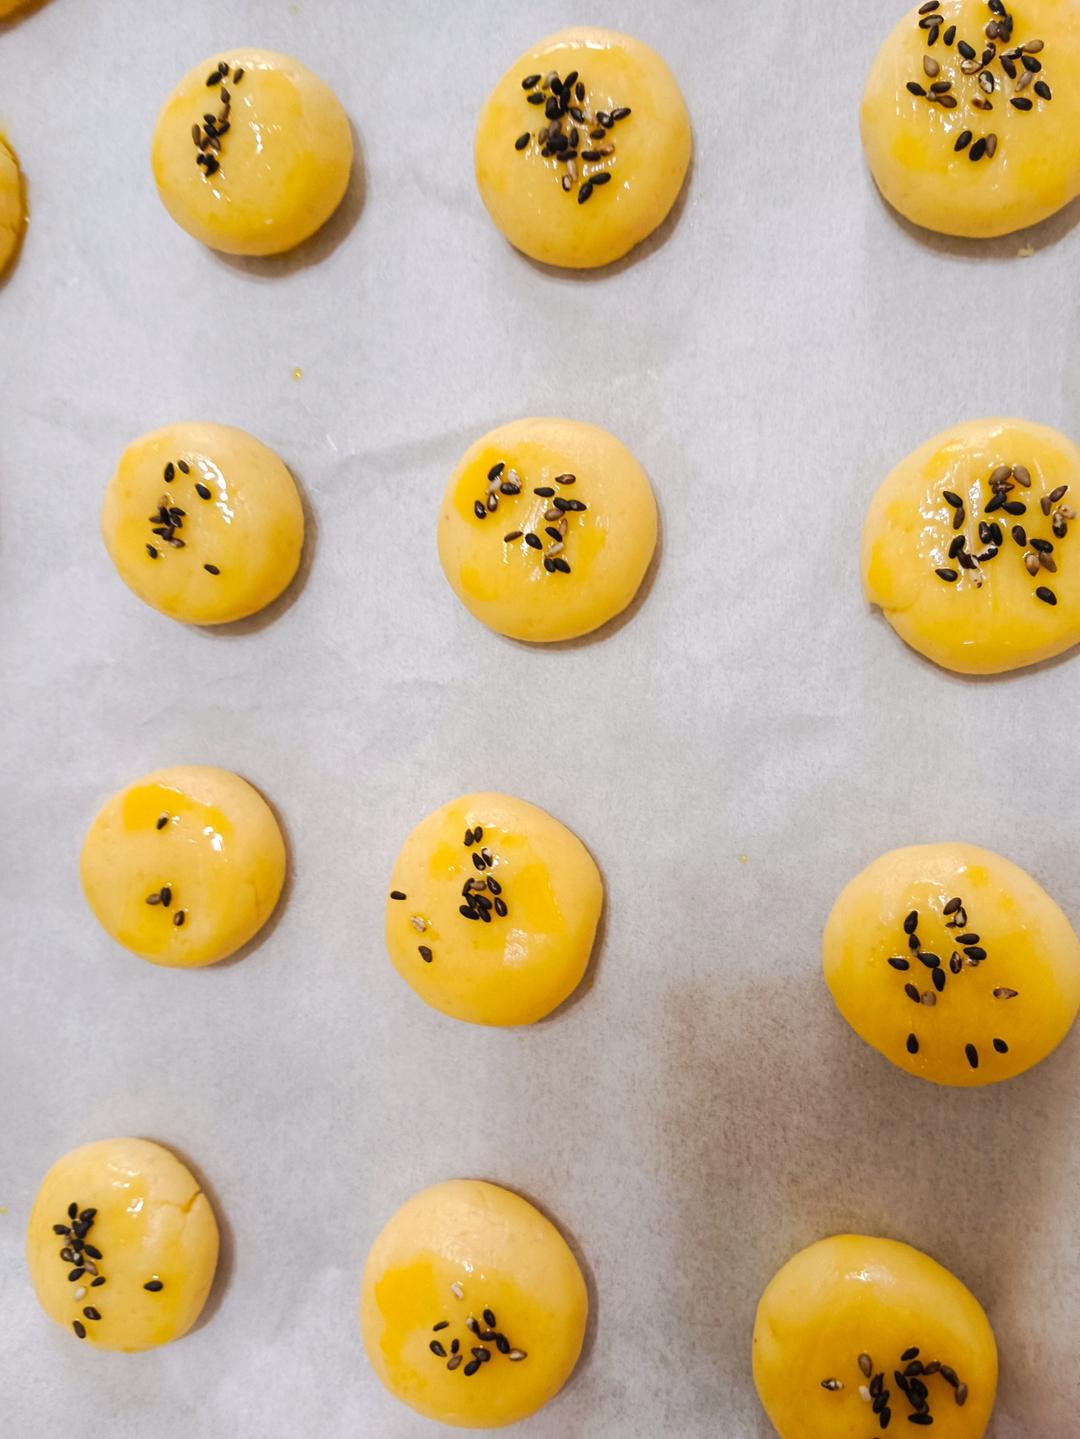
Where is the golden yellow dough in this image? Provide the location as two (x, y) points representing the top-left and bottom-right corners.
(152, 49), (352, 256)
(0, 137), (25, 276)
(475, 28), (691, 268)
(438, 418), (657, 643)
(0, 0), (34, 16)
(862, 417), (1080, 673)
(862, 0), (1080, 238)
(386, 792), (602, 1027)
(361, 1179), (587, 1429)
(27, 1138), (219, 1352)
(753, 1235), (997, 1439)
(81, 765), (286, 969)
(102, 421), (304, 626)
(824, 842), (1080, 1087)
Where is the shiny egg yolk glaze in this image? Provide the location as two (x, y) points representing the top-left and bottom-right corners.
(80, 765), (286, 968)
(475, 27), (691, 269)
(0, 137), (25, 275)
(385, 792), (602, 1026)
(824, 842), (1080, 1087)
(753, 1235), (997, 1439)
(152, 49), (352, 256)
(862, 418), (1080, 673)
(438, 417), (657, 643)
(26, 1137), (219, 1353)
(361, 1179), (587, 1429)
(861, 0), (1080, 238)
(102, 421), (304, 626)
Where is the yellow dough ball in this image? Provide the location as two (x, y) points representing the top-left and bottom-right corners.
(861, 0), (1080, 238)
(27, 1138), (219, 1352)
(753, 1234), (997, 1438)
(386, 793), (602, 1027)
(862, 417), (1080, 673)
(824, 842), (1080, 1087)
(102, 421), (304, 626)
(438, 417), (657, 643)
(152, 50), (352, 256)
(475, 28), (691, 269)
(81, 765), (286, 969)
(0, 137), (25, 276)
(0, 0), (33, 16)
(361, 1179), (587, 1429)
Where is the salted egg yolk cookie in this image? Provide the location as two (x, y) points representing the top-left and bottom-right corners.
(386, 793), (602, 1026)
(438, 417), (657, 643)
(152, 50), (352, 256)
(862, 0), (1080, 238)
(475, 28), (691, 269)
(102, 421), (304, 626)
(81, 765), (286, 968)
(824, 842), (1080, 1087)
(753, 1234), (997, 1438)
(0, 137), (25, 276)
(862, 417), (1080, 673)
(361, 1179), (587, 1429)
(27, 1137), (219, 1351)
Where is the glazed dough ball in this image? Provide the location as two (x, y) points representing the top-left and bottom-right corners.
(475, 28), (691, 268)
(152, 50), (352, 255)
(753, 1235), (997, 1438)
(361, 1180), (587, 1429)
(0, 0), (33, 16)
(102, 421), (304, 625)
(81, 765), (286, 968)
(386, 792), (602, 1026)
(438, 418), (657, 643)
(0, 138), (25, 276)
(824, 842), (1080, 1087)
(862, 417), (1080, 673)
(27, 1138), (219, 1352)
(861, 0), (1080, 237)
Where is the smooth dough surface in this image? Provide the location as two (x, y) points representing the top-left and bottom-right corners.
(386, 792), (602, 1026)
(0, 137), (25, 275)
(861, 0), (1080, 238)
(361, 1179), (587, 1429)
(475, 27), (691, 268)
(102, 421), (304, 625)
(27, 1138), (219, 1352)
(0, 0), (34, 15)
(438, 417), (657, 643)
(81, 765), (286, 968)
(152, 49), (352, 255)
(862, 417), (1080, 673)
(824, 842), (1080, 1087)
(753, 1235), (997, 1439)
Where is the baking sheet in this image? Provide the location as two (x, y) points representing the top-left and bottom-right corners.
(2, 0), (1080, 1434)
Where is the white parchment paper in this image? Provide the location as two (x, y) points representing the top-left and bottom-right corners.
(2, 1), (1080, 1435)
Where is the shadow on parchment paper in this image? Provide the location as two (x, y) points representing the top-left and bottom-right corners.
(192, 785), (294, 971)
(874, 182), (1080, 261)
(143, 1137), (235, 1334)
(211, 120), (366, 281)
(656, 972), (1078, 1436)
(863, 603), (1080, 687)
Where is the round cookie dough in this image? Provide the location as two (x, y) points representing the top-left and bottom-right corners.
(102, 421), (304, 625)
(361, 1179), (587, 1429)
(862, 417), (1080, 673)
(824, 842), (1080, 1087)
(81, 765), (286, 968)
(0, 137), (25, 276)
(753, 1234), (997, 1438)
(438, 417), (657, 643)
(0, 0), (34, 16)
(861, 0), (1080, 238)
(27, 1138), (219, 1352)
(152, 50), (352, 255)
(386, 792), (602, 1026)
(475, 28), (691, 269)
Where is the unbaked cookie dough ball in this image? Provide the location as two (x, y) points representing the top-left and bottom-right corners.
(475, 28), (691, 268)
(27, 1138), (219, 1352)
(81, 765), (286, 968)
(754, 1234), (997, 1438)
(824, 842), (1080, 1086)
(0, 0), (35, 16)
(152, 50), (352, 255)
(386, 792), (602, 1026)
(861, 0), (1080, 237)
(862, 417), (1080, 673)
(361, 1179), (587, 1429)
(438, 417), (657, 643)
(102, 421), (304, 626)
(0, 137), (25, 276)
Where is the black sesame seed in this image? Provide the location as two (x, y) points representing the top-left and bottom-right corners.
(430, 1340), (447, 1357)
(459, 905), (479, 920)
(1003, 500), (1026, 515)
(390, 890), (406, 901)
(522, 73), (541, 90)
(958, 40), (976, 58)
(72, 1320), (86, 1339)
(943, 24), (956, 43)
(534, 486), (556, 497)
(503, 530), (523, 542)
(1034, 80), (1052, 100)
(514, 133), (530, 150)
(965, 1043), (979, 1070)
(146, 544), (159, 558)
(83, 1306), (101, 1320)
(963, 946), (986, 961)
(67, 1268), (85, 1281)
(483, 1308), (496, 1327)
(1011, 525), (1027, 545)
(525, 532), (542, 550)
(918, 952), (940, 969)
(954, 130), (973, 152)
(935, 568), (958, 582)
(419, 945), (433, 963)
(578, 180), (594, 204)
(888, 957), (911, 970)
(906, 1034), (919, 1055)
(907, 81), (928, 96)
(932, 967), (946, 992)
(83, 1245), (102, 1260)
(969, 137), (987, 161)
(985, 493), (1004, 512)
(901, 1348), (919, 1362)
(592, 172), (612, 185)
(463, 1360), (480, 1377)
(144, 1279), (164, 1292)
(1011, 96), (1034, 109)
(903, 911), (919, 934)
(905, 983), (921, 1003)
(90, 1276), (105, 1287)
(159, 885), (172, 907)
(993, 1037), (1009, 1053)
(203, 564), (221, 575)
(1036, 586), (1057, 605)
(1021, 53), (1042, 71)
